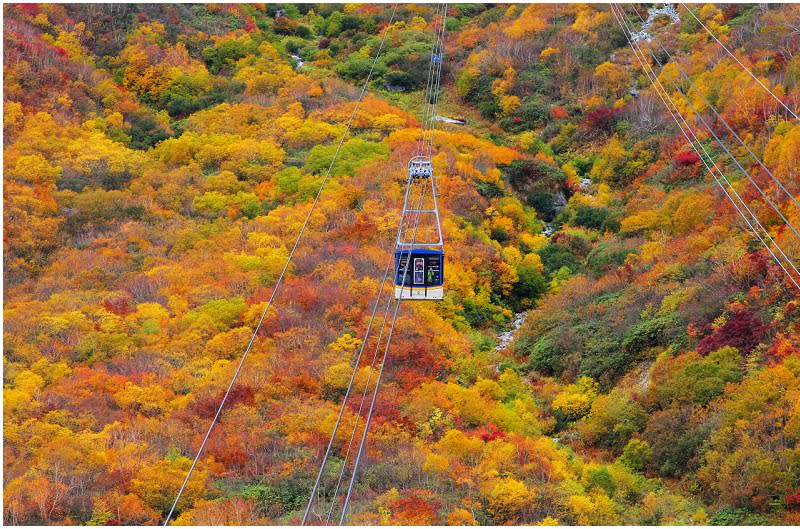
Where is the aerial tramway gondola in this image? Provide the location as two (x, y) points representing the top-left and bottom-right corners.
(393, 21), (447, 301)
(391, 0), (449, 304)
(394, 157), (445, 300)
(394, 152), (444, 299)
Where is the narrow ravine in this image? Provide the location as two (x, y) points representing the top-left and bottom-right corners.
(495, 311), (528, 353)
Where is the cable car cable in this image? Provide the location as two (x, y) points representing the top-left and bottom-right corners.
(680, 3), (800, 121)
(323, 294), (393, 524)
(611, 4), (800, 289)
(303, 179), (428, 525)
(416, 6), (446, 157)
(303, 133), (434, 523)
(610, 4), (800, 291)
(628, 5), (800, 217)
(294, 8), (408, 525)
(425, 7), (448, 159)
(416, 4), (443, 154)
(415, 4), (438, 154)
(303, 4), (442, 500)
(163, 6), (399, 525)
(425, 4), (447, 150)
(610, 4), (800, 292)
(301, 249), (395, 525)
(339, 189), (425, 525)
(307, 176), (428, 525)
(305, 6), (448, 523)
(327, 183), (429, 525)
(618, 4), (800, 277)
(340, 7), (448, 522)
(322, 182), (432, 525)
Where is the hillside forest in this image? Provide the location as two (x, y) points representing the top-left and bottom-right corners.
(4, 3), (800, 526)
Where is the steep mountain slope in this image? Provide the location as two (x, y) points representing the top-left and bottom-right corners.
(443, 3), (800, 525)
(3, 3), (799, 526)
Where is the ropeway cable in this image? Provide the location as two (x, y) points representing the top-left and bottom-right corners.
(338, 179), (431, 525)
(339, 6), (448, 524)
(611, 3), (800, 291)
(629, 5), (800, 217)
(303, 172), (430, 525)
(301, 245), (395, 525)
(610, 4), (800, 291)
(680, 3), (800, 121)
(296, 8), (406, 526)
(417, 4), (448, 158)
(163, 6), (398, 525)
(414, 9), (438, 155)
(303, 6), (444, 518)
(617, 4), (800, 278)
(300, 178), (427, 525)
(304, 6), (449, 524)
(416, 4), (447, 156)
(321, 171), (433, 526)
(335, 6), (448, 523)
(422, 4), (446, 149)
(329, 181), (429, 525)
(425, 5), (448, 159)
(611, 4), (800, 289)
(323, 292), (393, 524)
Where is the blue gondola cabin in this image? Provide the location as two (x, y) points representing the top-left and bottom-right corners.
(394, 249), (444, 300)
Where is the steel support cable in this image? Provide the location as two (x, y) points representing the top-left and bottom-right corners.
(306, 9), (449, 521)
(426, 3), (447, 153)
(164, 6), (399, 526)
(303, 176), (426, 526)
(316, 5), (449, 522)
(680, 3), (800, 121)
(336, 41), (443, 512)
(337, 257), (410, 526)
(425, 4), (447, 143)
(425, 4), (448, 159)
(628, 5), (800, 216)
(340, 7), (448, 523)
(294, 7), (403, 526)
(418, 4), (447, 158)
(425, 6), (446, 121)
(417, 4), (446, 155)
(322, 181), (429, 525)
(418, 5), (441, 140)
(323, 295), (393, 524)
(306, 9), (447, 521)
(323, 182), (429, 525)
(610, 3), (799, 291)
(335, 176), (430, 524)
(611, 3), (800, 289)
(415, 4), (441, 154)
(301, 193), (411, 525)
(338, 206), (418, 525)
(302, 249), (394, 525)
(610, 4), (800, 291)
(614, 4), (800, 281)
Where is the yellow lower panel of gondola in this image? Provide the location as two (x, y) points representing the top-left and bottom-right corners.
(394, 285), (444, 300)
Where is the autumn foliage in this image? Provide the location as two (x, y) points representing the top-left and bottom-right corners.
(4, 3), (800, 527)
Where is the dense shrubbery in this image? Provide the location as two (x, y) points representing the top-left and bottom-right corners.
(537, 244), (582, 277)
(572, 205), (620, 232)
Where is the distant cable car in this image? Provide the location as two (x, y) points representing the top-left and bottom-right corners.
(408, 156), (432, 179)
(394, 248), (444, 300)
